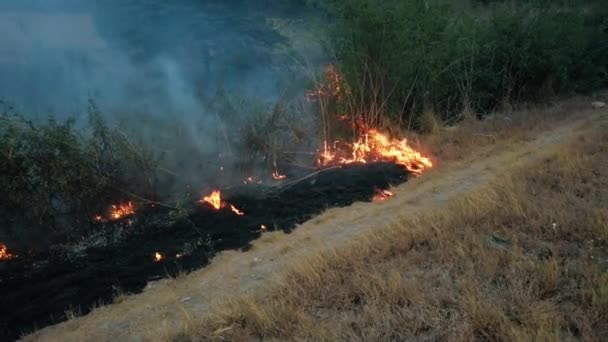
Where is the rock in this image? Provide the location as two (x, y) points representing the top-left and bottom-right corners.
(591, 101), (606, 109)
(180, 297), (191, 302)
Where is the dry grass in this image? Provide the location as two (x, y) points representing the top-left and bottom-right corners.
(178, 115), (608, 341)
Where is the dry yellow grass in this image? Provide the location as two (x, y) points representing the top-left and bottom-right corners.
(25, 98), (607, 341)
(176, 110), (608, 341)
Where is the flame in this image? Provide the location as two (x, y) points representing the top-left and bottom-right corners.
(318, 130), (432, 175)
(373, 188), (394, 201)
(260, 224), (267, 232)
(154, 252), (163, 262)
(201, 190), (222, 210)
(0, 243), (15, 261)
(94, 215), (103, 222)
(230, 204), (245, 216)
(272, 170), (286, 180)
(110, 202), (136, 221)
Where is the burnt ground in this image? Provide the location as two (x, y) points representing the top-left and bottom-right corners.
(0, 162), (408, 341)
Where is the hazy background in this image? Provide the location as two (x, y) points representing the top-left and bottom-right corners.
(0, 0), (323, 189)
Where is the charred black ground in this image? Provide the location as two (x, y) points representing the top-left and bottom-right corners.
(0, 162), (408, 341)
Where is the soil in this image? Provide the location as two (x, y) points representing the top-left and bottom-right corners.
(0, 162), (408, 341)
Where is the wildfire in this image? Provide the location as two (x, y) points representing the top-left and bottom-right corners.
(318, 130), (433, 175)
(201, 190), (222, 210)
(230, 204), (245, 216)
(373, 188), (394, 201)
(110, 202), (136, 221)
(0, 243), (15, 261)
(154, 252), (163, 262)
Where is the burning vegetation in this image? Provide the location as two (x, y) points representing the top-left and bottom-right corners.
(373, 188), (393, 201)
(201, 190), (222, 210)
(0, 243), (15, 261)
(318, 130), (433, 175)
(94, 202), (137, 222)
(200, 190), (245, 216)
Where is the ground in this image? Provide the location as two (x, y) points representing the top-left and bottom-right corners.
(25, 98), (607, 341)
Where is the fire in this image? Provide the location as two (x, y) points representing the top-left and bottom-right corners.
(110, 202), (136, 221)
(154, 252), (163, 262)
(373, 188), (394, 201)
(230, 204), (245, 216)
(305, 64), (348, 102)
(260, 224), (267, 232)
(0, 243), (15, 261)
(272, 170), (286, 180)
(201, 190), (222, 210)
(318, 130), (433, 175)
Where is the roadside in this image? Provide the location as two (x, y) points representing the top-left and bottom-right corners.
(26, 99), (607, 341)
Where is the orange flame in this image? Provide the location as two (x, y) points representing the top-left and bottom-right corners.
(201, 190), (222, 210)
(154, 252), (163, 262)
(0, 243), (15, 261)
(110, 202), (136, 221)
(373, 189), (394, 201)
(318, 130), (432, 175)
(230, 204), (245, 216)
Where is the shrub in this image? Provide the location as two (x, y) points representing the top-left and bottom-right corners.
(314, 0), (608, 128)
(0, 102), (158, 250)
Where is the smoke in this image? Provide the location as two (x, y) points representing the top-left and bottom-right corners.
(0, 0), (323, 194)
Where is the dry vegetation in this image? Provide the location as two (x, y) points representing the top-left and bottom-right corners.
(176, 107), (608, 341)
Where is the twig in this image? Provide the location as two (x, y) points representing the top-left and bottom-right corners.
(116, 188), (178, 210)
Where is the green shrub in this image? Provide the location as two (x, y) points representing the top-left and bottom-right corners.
(0, 102), (158, 250)
(314, 0), (608, 127)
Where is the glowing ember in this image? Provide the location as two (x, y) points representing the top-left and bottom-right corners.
(318, 130), (433, 175)
(272, 170), (286, 180)
(0, 243), (15, 261)
(154, 252), (163, 262)
(94, 215), (103, 222)
(260, 224), (267, 232)
(176, 253), (184, 259)
(230, 204), (245, 216)
(201, 190), (222, 210)
(373, 188), (394, 201)
(244, 176), (262, 185)
(109, 202), (136, 221)
(305, 64), (348, 102)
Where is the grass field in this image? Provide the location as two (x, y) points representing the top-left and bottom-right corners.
(176, 102), (608, 341)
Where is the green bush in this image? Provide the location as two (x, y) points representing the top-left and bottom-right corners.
(315, 0), (608, 127)
(0, 102), (158, 250)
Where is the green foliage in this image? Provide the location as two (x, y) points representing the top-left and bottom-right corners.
(0, 102), (158, 249)
(316, 0), (608, 127)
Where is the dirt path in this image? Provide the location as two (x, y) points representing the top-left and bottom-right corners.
(25, 111), (606, 342)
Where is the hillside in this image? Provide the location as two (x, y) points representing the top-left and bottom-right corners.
(24, 98), (608, 341)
